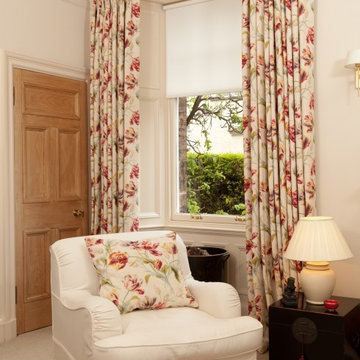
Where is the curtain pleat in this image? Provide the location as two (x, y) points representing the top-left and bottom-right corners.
(90, 0), (140, 234)
(242, 0), (316, 346)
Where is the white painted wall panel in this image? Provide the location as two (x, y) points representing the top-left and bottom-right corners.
(139, 7), (161, 89)
(139, 1), (166, 226)
(139, 97), (159, 216)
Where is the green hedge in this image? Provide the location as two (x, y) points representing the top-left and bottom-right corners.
(186, 153), (244, 215)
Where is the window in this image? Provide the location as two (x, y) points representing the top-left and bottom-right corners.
(175, 92), (245, 225)
(164, 0), (243, 228)
(177, 93), (244, 219)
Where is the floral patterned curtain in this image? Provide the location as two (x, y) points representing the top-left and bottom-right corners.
(242, 0), (316, 340)
(90, 0), (140, 234)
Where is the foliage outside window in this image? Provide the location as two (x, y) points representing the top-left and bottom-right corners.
(177, 93), (245, 216)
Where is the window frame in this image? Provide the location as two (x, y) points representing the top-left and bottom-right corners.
(167, 98), (246, 232)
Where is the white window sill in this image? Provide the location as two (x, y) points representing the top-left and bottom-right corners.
(140, 218), (246, 236)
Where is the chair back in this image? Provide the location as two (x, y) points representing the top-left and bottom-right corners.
(50, 231), (192, 298)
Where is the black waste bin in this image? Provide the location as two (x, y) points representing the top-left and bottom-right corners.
(186, 246), (230, 282)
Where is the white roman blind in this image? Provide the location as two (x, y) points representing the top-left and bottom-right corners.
(165, 0), (242, 98)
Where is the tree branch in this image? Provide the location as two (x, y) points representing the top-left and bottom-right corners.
(186, 96), (203, 126)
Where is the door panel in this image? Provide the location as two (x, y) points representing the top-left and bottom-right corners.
(23, 84), (80, 119)
(23, 229), (51, 302)
(57, 227), (82, 240)
(22, 202), (86, 228)
(14, 69), (88, 334)
(24, 298), (52, 333)
(23, 126), (51, 203)
(58, 129), (81, 200)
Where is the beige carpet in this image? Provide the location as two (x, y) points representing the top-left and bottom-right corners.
(0, 326), (269, 360)
(0, 327), (54, 360)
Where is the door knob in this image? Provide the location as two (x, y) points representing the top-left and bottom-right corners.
(73, 209), (85, 217)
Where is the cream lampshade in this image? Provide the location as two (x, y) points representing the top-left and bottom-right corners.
(345, 49), (360, 94)
(284, 216), (353, 305)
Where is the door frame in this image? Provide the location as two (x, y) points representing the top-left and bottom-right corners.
(0, 49), (88, 343)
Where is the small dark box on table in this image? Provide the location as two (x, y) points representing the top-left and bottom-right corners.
(269, 293), (360, 360)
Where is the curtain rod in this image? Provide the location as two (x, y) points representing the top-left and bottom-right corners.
(162, 0), (214, 11)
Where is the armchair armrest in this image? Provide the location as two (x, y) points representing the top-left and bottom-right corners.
(58, 290), (122, 341)
(185, 279), (241, 318)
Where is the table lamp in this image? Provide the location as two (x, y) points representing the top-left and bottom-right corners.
(284, 216), (353, 304)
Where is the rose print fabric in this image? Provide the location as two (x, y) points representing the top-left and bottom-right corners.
(89, 0), (140, 234)
(242, 0), (316, 331)
(85, 232), (198, 314)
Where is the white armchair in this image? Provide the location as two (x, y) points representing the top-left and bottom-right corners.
(50, 231), (262, 360)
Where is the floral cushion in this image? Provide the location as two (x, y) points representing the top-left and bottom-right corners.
(85, 232), (198, 314)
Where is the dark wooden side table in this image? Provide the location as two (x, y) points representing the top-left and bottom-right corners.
(269, 293), (360, 360)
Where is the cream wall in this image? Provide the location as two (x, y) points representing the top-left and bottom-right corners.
(0, 0), (89, 343)
(315, 0), (360, 298)
(0, 0), (89, 69)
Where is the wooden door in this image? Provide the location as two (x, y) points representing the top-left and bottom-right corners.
(14, 69), (88, 334)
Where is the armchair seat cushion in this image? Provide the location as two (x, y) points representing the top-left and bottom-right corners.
(93, 307), (262, 360)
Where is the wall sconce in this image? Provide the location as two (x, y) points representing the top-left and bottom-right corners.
(345, 49), (360, 94)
